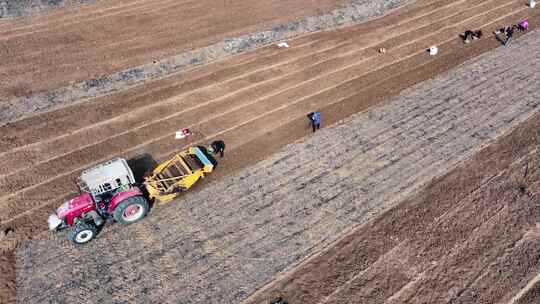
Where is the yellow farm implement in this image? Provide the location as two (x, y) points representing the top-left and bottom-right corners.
(144, 147), (214, 203)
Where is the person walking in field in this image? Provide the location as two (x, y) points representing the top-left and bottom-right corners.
(504, 26), (515, 46)
(208, 140), (225, 158)
(307, 111), (321, 133)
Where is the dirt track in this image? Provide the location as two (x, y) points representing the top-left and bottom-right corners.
(15, 24), (540, 304)
(1, 0), (537, 249)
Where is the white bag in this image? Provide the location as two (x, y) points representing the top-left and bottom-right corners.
(277, 42), (290, 48)
(175, 128), (192, 139)
(530, 0), (536, 8)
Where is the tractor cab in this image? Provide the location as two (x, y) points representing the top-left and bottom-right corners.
(78, 158), (136, 201)
(77, 158), (138, 216)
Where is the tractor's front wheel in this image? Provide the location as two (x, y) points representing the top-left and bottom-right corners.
(69, 222), (97, 245)
(113, 196), (149, 225)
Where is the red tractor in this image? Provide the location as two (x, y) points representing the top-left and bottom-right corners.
(47, 158), (149, 245)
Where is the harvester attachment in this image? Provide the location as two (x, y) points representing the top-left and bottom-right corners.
(144, 147), (213, 203)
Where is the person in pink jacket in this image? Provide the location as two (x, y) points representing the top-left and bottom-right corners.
(517, 19), (529, 31)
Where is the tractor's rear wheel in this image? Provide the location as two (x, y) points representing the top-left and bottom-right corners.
(69, 222), (97, 245)
(113, 196), (149, 225)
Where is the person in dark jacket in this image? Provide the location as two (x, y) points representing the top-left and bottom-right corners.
(504, 26), (514, 46)
(494, 26), (514, 46)
(461, 29), (482, 43)
(307, 111), (321, 133)
(208, 140), (225, 158)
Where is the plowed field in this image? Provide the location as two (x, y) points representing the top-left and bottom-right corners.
(4, 0), (540, 303)
(0, 0), (355, 99)
(15, 21), (540, 304)
(2, 0), (537, 251)
(246, 107), (540, 304)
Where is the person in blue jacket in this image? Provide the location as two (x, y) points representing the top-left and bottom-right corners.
(307, 111), (321, 133)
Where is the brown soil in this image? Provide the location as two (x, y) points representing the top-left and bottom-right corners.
(2, 0), (536, 244)
(0, 251), (15, 304)
(0, 0), (354, 100)
(14, 21), (540, 304)
(244, 112), (540, 304)
(514, 274), (540, 304)
(5, 0), (540, 302)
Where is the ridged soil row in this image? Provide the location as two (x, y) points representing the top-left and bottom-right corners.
(0, 0), (494, 178)
(321, 163), (536, 304)
(0, 0), (465, 153)
(0, 0), (355, 98)
(512, 272), (540, 304)
(0, 0), (524, 195)
(0, 0), (487, 206)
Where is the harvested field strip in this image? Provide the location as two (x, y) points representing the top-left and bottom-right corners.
(0, 1), (528, 230)
(244, 115), (540, 304)
(0, 0), (470, 152)
(15, 29), (540, 304)
(195, 66), (540, 258)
